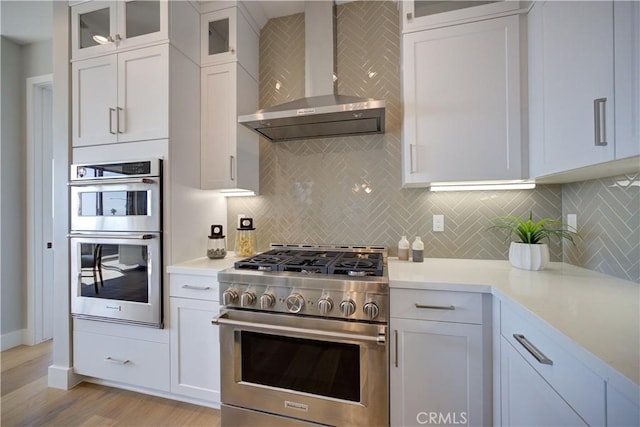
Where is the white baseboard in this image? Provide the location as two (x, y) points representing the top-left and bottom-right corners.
(48, 365), (83, 390)
(1, 329), (27, 351)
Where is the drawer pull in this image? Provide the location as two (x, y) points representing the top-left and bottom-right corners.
(415, 303), (455, 310)
(182, 284), (211, 291)
(104, 356), (130, 365)
(513, 334), (553, 365)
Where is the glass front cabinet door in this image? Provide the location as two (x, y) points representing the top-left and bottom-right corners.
(200, 8), (237, 66)
(72, 0), (167, 59)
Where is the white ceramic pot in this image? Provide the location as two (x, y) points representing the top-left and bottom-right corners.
(508, 242), (550, 271)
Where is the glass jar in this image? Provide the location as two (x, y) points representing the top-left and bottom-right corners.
(207, 225), (227, 259)
(235, 218), (256, 257)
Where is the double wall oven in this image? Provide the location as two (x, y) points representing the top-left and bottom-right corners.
(69, 159), (163, 328)
(215, 245), (389, 427)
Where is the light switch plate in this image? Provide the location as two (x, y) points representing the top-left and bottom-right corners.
(433, 214), (444, 232)
(567, 214), (577, 232)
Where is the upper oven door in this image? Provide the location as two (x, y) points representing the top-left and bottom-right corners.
(70, 177), (161, 232)
(214, 310), (388, 427)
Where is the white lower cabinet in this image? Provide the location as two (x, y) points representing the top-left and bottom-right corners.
(74, 329), (170, 391)
(169, 273), (221, 405)
(169, 297), (220, 404)
(499, 302), (605, 426)
(390, 289), (489, 427)
(500, 336), (586, 426)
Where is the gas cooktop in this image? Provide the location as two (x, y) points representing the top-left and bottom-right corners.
(234, 245), (385, 277)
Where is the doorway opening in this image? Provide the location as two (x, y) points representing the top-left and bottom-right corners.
(26, 74), (54, 345)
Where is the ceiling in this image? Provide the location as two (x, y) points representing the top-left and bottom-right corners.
(257, 1), (305, 20)
(0, 0), (52, 45)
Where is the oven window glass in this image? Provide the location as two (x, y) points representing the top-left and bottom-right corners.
(79, 243), (149, 303)
(241, 331), (360, 402)
(78, 191), (148, 217)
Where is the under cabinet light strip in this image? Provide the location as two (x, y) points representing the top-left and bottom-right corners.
(429, 183), (536, 192)
(220, 190), (256, 197)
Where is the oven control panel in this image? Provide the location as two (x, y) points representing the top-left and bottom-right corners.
(220, 283), (388, 323)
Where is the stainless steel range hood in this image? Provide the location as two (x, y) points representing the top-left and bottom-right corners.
(238, 2), (386, 142)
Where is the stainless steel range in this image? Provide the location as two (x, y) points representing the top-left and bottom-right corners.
(213, 244), (389, 427)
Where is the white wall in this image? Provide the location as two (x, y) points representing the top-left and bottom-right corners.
(0, 36), (52, 349)
(1, 36), (26, 345)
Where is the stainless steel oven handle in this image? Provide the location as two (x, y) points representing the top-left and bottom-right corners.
(212, 313), (386, 345)
(67, 233), (156, 240)
(68, 177), (157, 186)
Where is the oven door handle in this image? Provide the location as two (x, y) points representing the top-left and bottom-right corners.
(68, 177), (157, 186)
(67, 233), (156, 240)
(211, 312), (386, 345)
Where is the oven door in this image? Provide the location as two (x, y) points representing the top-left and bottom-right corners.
(213, 310), (388, 427)
(70, 232), (162, 328)
(70, 177), (161, 232)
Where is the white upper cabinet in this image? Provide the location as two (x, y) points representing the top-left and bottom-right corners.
(72, 45), (168, 147)
(402, 14), (524, 187)
(71, 0), (168, 60)
(200, 6), (259, 81)
(201, 63), (259, 194)
(613, 1), (640, 160)
(400, 0), (521, 33)
(528, 1), (617, 178)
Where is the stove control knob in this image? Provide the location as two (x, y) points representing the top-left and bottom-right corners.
(241, 291), (256, 307)
(222, 288), (239, 305)
(317, 297), (333, 316)
(286, 293), (305, 313)
(260, 292), (276, 309)
(340, 299), (356, 317)
(363, 302), (380, 320)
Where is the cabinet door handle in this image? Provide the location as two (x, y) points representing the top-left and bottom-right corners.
(513, 334), (553, 365)
(409, 144), (416, 173)
(394, 329), (399, 368)
(593, 98), (607, 146)
(104, 356), (130, 365)
(406, 12), (413, 20)
(182, 284), (211, 291)
(117, 107), (124, 134)
(415, 303), (455, 310)
(109, 108), (116, 134)
(230, 155), (235, 181)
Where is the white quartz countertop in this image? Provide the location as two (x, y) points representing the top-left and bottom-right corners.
(389, 258), (640, 387)
(166, 254), (239, 276)
(167, 255), (639, 387)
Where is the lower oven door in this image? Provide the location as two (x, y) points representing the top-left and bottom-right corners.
(213, 310), (388, 427)
(69, 232), (162, 328)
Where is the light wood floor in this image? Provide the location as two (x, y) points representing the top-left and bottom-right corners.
(1, 340), (221, 426)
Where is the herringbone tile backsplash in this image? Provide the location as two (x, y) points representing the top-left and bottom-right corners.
(228, 1), (639, 283)
(563, 175), (640, 282)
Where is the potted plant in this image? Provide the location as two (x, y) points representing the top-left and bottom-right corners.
(490, 212), (577, 271)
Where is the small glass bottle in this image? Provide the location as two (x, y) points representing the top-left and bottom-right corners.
(235, 218), (257, 257)
(398, 235), (410, 261)
(412, 236), (424, 262)
(207, 225), (227, 259)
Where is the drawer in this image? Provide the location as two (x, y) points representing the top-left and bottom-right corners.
(169, 273), (219, 301)
(74, 330), (170, 392)
(390, 289), (483, 324)
(501, 303), (605, 426)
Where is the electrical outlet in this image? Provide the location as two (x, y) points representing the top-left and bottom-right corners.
(567, 214), (577, 232)
(237, 214), (245, 228)
(433, 214), (444, 232)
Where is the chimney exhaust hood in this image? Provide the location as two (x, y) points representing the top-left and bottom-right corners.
(238, 1), (386, 142)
